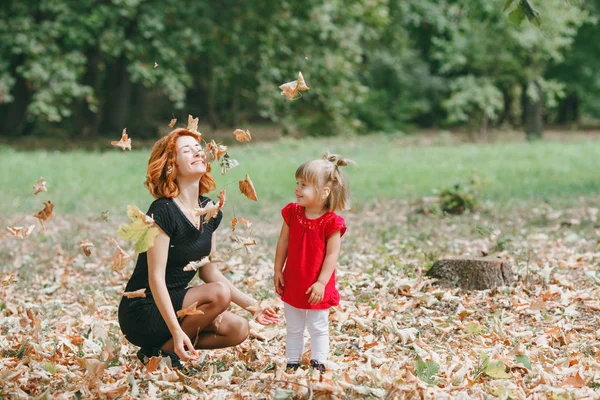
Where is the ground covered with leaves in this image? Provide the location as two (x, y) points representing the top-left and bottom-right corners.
(2, 197), (600, 399)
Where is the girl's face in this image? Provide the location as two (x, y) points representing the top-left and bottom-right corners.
(295, 178), (327, 209)
(175, 135), (206, 178)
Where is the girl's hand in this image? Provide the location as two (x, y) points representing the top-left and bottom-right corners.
(172, 329), (198, 361)
(274, 270), (285, 295)
(255, 306), (281, 326)
(306, 282), (325, 304)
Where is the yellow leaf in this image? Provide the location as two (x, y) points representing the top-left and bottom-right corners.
(118, 219), (159, 253)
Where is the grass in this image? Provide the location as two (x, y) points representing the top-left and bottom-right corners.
(1, 134), (600, 221)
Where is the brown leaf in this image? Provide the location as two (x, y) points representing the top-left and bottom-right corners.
(111, 128), (131, 151)
(279, 72), (309, 100)
(82, 358), (105, 379)
(233, 129), (252, 142)
(239, 175), (258, 201)
(104, 237), (132, 273)
(1, 273), (16, 286)
(33, 177), (47, 195)
(239, 218), (252, 229)
(168, 118), (177, 128)
(187, 114), (200, 136)
(122, 288), (147, 298)
(145, 356), (162, 372)
(217, 189), (226, 209)
(6, 225), (35, 239)
(196, 201), (220, 222)
(177, 301), (205, 318)
(34, 201), (54, 229)
(183, 256), (211, 272)
(563, 370), (586, 388)
(231, 218), (238, 232)
(79, 239), (95, 257)
(205, 140), (228, 163)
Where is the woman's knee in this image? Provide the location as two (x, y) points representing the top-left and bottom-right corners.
(211, 282), (232, 308)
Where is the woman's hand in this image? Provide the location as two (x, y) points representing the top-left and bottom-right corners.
(172, 329), (198, 361)
(255, 306), (280, 326)
(274, 270), (285, 295)
(306, 281), (325, 304)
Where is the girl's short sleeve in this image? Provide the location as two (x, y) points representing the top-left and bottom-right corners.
(147, 202), (177, 237)
(281, 203), (295, 225)
(325, 214), (346, 239)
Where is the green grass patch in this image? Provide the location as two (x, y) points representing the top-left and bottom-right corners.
(1, 135), (600, 219)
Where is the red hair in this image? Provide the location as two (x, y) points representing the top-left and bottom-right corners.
(145, 128), (216, 199)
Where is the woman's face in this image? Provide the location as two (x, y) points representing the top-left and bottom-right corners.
(175, 135), (206, 179)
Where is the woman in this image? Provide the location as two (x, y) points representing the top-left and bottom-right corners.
(118, 128), (279, 368)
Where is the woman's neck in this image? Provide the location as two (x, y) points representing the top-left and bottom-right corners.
(175, 180), (201, 208)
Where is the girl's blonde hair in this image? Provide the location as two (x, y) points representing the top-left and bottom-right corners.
(295, 153), (354, 212)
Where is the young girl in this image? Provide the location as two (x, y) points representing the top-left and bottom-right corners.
(273, 153), (352, 373)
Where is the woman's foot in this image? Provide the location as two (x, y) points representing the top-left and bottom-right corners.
(286, 362), (300, 371)
(136, 347), (183, 370)
(310, 359), (326, 374)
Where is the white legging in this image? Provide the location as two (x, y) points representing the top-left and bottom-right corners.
(284, 303), (329, 363)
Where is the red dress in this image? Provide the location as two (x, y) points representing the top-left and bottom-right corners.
(280, 203), (346, 310)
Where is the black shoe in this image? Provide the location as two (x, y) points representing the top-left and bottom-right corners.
(286, 362), (300, 371)
(310, 359), (326, 374)
(136, 347), (183, 370)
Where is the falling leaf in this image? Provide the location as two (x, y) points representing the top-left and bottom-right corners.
(231, 217), (252, 233)
(196, 201), (220, 223)
(187, 114), (200, 135)
(79, 239), (94, 257)
(154, 62), (158, 68)
(34, 201), (54, 229)
(111, 128), (131, 151)
(183, 256), (211, 272)
(205, 140), (228, 163)
(177, 301), (205, 318)
(231, 218), (238, 232)
(104, 237), (132, 273)
(239, 175), (258, 201)
(33, 177), (47, 195)
(233, 129), (252, 142)
(217, 189), (226, 209)
(168, 118), (177, 128)
(279, 72), (309, 100)
(219, 153), (239, 175)
(99, 210), (110, 222)
(230, 235), (258, 254)
(118, 205), (159, 253)
(122, 288), (147, 298)
(6, 225), (35, 239)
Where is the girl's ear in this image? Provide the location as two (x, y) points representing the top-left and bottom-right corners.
(322, 187), (331, 199)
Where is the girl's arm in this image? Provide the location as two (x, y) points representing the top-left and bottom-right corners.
(273, 222), (290, 295)
(306, 231), (341, 304)
(200, 234), (280, 325)
(147, 228), (198, 360)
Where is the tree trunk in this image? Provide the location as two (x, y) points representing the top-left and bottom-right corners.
(75, 50), (102, 137)
(229, 80), (241, 127)
(426, 256), (515, 290)
(524, 81), (543, 140)
(558, 92), (579, 125)
(101, 56), (133, 134)
(131, 83), (162, 138)
(0, 72), (32, 136)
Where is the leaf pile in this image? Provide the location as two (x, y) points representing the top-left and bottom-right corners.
(2, 198), (600, 398)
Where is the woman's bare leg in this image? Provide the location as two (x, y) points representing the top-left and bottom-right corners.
(192, 311), (249, 349)
(159, 282), (231, 352)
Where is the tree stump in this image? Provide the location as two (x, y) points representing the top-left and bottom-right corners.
(426, 256), (515, 290)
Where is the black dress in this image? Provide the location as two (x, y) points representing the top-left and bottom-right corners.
(118, 196), (222, 348)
